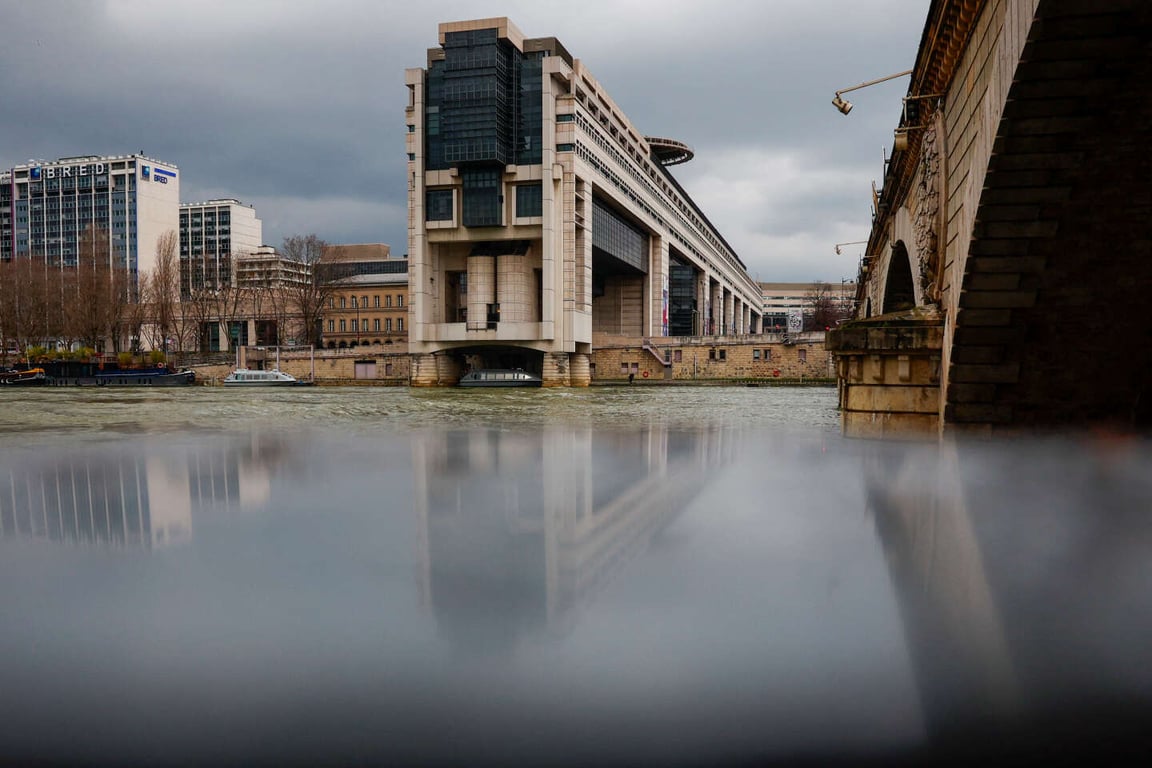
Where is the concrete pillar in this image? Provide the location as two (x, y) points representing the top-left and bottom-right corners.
(649, 237), (668, 337)
(497, 253), (530, 322)
(467, 255), (494, 330)
(695, 273), (709, 336)
(710, 281), (722, 335)
(542, 351), (571, 387)
(724, 290), (734, 336)
(568, 352), (591, 387)
(409, 353), (463, 387)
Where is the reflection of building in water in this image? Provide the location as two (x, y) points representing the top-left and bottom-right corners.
(186, 435), (283, 513)
(413, 426), (732, 649)
(0, 452), (193, 550)
(0, 435), (293, 549)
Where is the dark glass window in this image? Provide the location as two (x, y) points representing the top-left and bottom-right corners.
(461, 169), (502, 227)
(592, 197), (648, 272)
(516, 52), (543, 165)
(669, 260), (696, 336)
(515, 183), (542, 218)
(426, 189), (454, 221)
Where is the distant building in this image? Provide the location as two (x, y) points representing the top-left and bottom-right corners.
(178, 199), (263, 296)
(233, 245), (310, 289)
(760, 281), (855, 332)
(1, 153), (180, 290)
(405, 18), (763, 386)
(319, 244), (409, 348)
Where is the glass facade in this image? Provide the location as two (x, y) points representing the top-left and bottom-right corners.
(515, 183), (542, 218)
(440, 28), (514, 167)
(426, 189), (454, 221)
(669, 259), (697, 336)
(424, 26), (546, 221)
(461, 169), (502, 227)
(592, 197), (648, 273)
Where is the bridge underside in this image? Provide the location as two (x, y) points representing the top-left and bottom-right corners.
(947, 0), (1152, 432)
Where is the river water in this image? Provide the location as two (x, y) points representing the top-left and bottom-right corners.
(0, 384), (841, 440)
(2, 385), (1151, 766)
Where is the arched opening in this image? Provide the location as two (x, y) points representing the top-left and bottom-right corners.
(882, 242), (915, 313)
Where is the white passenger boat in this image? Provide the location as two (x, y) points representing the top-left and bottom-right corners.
(223, 368), (307, 387)
(458, 369), (542, 388)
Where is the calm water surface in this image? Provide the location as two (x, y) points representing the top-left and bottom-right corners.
(2, 385), (1151, 766)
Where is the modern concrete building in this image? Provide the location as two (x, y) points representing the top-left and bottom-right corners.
(178, 199), (263, 296)
(405, 18), (763, 386)
(1, 153), (180, 291)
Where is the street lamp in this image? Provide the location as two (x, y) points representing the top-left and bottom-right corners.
(831, 70), (912, 115)
(834, 241), (867, 255)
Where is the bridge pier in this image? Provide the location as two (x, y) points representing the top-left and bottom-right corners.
(410, 353), (463, 387)
(827, 312), (943, 438)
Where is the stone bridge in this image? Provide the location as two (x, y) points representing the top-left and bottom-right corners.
(828, 0), (1151, 436)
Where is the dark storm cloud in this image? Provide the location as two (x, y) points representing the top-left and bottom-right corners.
(0, 0), (929, 277)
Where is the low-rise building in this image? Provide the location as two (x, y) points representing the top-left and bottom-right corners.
(319, 244), (409, 348)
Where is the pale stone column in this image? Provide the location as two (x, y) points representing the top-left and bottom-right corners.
(648, 237), (668, 337)
(724, 290), (734, 336)
(568, 352), (591, 387)
(695, 272), (709, 336)
(467, 255), (495, 330)
(710, 281), (722, 335)
(542, 351), (571, 387)
(497, 253), (530, 322)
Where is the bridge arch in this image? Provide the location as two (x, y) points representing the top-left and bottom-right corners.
(945, 0), (1152, 431)
(882, 241), (916, 314)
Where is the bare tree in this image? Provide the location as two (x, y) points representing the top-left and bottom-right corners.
(804, 281), (852, 331)
(281, 234), (330, 347)
(65, 225), (127, 352)
(5, 259), (52, 354)
(140, 230), (182, 359)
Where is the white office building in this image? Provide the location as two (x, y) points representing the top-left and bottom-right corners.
(1, 153), (180, 288)
(179, 199), (263, 296)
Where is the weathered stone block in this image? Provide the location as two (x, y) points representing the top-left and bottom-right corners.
(845, 384), (940, 414)
(947, 382), (998, 403)
(949, 345), (1005, 364)
(960, 290), (1037, 309)
(966, 273), (1022, 291)
(955, 309), (1012, 326)
(950, 363), (1021, 384)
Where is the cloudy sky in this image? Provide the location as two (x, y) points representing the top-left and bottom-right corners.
(2, 0), (927, 282)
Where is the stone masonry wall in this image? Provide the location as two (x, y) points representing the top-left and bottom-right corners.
(590, 333), (833, 382)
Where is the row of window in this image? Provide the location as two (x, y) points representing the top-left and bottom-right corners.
(329, 294), (404, 309)
(426, 182), (542, 224)
(327, 317), (405, 333)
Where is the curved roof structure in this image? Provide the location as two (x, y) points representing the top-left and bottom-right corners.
(645, 136), (694, 166)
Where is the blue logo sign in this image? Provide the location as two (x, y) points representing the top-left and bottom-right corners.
(153, 168), (176, 186)
(29, 167), (41, 181)
(141, 165), (151, 181)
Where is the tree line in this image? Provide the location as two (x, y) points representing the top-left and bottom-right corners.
(1, 227), (334, 363)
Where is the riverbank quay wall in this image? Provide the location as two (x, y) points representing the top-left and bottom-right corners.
(189, 336), (830, 386)
(590, 332), (832, 383)
(190, 345), (412, 386)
